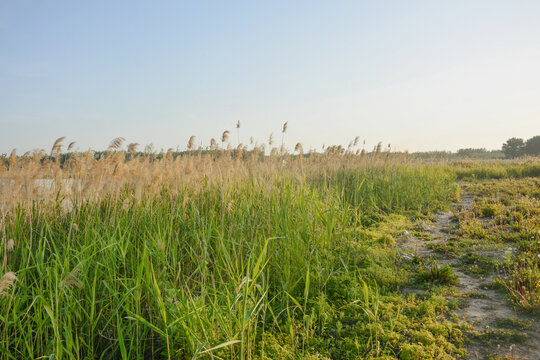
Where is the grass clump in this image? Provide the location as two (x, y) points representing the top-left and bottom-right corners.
(457, 253), (497, 276)
(412, 264), (458, 287)
(492, 318), (532, 330)
(476, 329), (528, 345)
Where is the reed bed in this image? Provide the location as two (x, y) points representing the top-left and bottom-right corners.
(1, 137), (537, 359)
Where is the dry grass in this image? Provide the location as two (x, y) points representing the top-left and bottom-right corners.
(0, 135), (411, 216)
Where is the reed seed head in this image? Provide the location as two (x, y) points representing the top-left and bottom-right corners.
(62, 268), (82, 289)
(188, 136), (196, 150)
(128, 143), (139, 155)
(9, 150), (17, 166)
(0, 272), (17, 296)
(222, 131), (230, 143)
(122, 198), (132, 211)
(51, 136), (66, 156)
(108, 137), (125, 150)
(6, 239), (15, 252)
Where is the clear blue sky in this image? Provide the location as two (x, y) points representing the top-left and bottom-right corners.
(1, 1), (539, 154)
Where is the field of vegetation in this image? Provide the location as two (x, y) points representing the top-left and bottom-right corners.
(1, 135), (539, 359)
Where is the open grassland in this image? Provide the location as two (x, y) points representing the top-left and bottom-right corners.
(1, 142), (539, 359)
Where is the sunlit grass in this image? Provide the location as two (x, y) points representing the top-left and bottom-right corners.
(1, 138), (538, 358)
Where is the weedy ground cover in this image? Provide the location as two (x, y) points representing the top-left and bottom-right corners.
(459, 178), (540, 312)
(0, 144), (538, 359)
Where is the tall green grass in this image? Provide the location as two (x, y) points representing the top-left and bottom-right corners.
(1, 165), (458, 359)
(452, 161), (540, 180)
(322, 165), (457, 222)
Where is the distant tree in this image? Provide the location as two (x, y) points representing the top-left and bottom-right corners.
(456, 148), (487, 157)
(455, 148), (504, 159)
(524, 135), (540, 156)
(502, 137), (525, 158)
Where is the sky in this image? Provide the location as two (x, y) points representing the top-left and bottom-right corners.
(1, 0), (539, 154)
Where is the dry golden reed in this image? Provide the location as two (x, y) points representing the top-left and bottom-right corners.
(222, 130), (230, 143)
(0, 271), (17, 296)
(0, 134), (410, 214)
(187, 136), (195, 150)
(9, 150), (17, 167)
(6, 239), (15, 252)
(50, 136), (66, 160)
(128, 143), (139, 155)
(108, 137), (125, 150)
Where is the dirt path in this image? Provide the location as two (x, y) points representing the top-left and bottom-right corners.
(399, 194), (540, 359)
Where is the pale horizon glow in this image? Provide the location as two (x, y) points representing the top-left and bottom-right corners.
(1, 1), (539, 154)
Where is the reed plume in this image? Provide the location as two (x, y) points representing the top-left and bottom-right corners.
(0, 272), (17, 296)
(6, 239), (15, 252)
(128, 143), (139, 155)
(281, 122), (288, 150)
(51, 136), (66, 157)
(108, 137), (125, 150)
(222, 131), (230, 142)
(61, 268), (82, 289)
(33, 149), (44, 164)
(9, 150), (16, 167)
(188, 136), (196, 150)
(235, 144), (244, 159)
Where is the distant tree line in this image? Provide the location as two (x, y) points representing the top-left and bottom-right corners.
(413, 136), (540, 160)
(412, 149), (504, 160)
(502, 136), (540, 159)
(455, 148), (504, 159)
